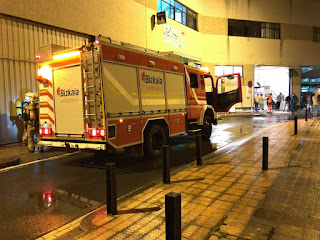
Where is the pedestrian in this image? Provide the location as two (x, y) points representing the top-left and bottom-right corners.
(276, 93), (281, 110)
(291, 93), (299, 113)
(254, 94), (260, 112)
(267, 94), (273, 113)
(259, 94), (264, 111)
(279, 93), (285, 110)
(312, 93), (318, 119)
(306, 95), (313, 118)
(283, 95), (291, 111)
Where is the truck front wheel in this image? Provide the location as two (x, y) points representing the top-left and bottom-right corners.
(202, 115), (212, 140)
(144, 124), (167, 159)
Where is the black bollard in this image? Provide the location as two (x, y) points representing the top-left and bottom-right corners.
(305, 109), (308, 122)
(294, 116), (298, 135)
(196, 135), (203, 166)
(163, 145), (170, 184)
(106, 163), (117, 215)
(262, 136), (268, 170)
(165, 192), (181, 240)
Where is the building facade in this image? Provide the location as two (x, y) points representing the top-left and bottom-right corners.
(0, 0), (320, 144)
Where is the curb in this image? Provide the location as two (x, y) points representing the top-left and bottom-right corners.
(0, 157), (20, 169)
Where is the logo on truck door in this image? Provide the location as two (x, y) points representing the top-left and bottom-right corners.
(141, 71), (163, 84)
(56, 87), (79, 97)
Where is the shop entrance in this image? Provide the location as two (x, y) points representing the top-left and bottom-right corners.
(254, 66), (290, 111)
(301, 66), (320, 108)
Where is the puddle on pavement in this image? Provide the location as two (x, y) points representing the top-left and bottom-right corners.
(210, 115), (291, 149)
(0, 188), (101, 240)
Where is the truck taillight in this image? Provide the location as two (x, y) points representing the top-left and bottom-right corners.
(91, 129), (97, 137)
(100, 129), (105, 137)
(39, 128), (52, 136)
(89, 129), (105, 137)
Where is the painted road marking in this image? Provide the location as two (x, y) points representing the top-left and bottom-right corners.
(0, 151), (80, 173)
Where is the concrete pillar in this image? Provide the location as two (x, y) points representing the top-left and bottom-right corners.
(291, 68), (302, 107)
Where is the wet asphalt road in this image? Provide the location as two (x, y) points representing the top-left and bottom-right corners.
(0, 113), (293, 239)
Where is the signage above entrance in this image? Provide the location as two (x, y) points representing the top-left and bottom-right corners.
(163, 25), (185, 49)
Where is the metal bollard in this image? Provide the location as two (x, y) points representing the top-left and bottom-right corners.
(165, 192), (181, 240)
(163, 145), (170, 184)
(305, 109), (308, 122)
(294, 116), (298, 135)
(196, 135), (203, 166)
(106, 163), (117, 215)
(262, 136), (268, 170)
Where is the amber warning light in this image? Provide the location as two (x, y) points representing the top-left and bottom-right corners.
(53, 51), (80, 60)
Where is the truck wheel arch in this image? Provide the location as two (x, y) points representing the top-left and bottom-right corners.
(143, 118), (169, 158)
(200, 105), (216, 126)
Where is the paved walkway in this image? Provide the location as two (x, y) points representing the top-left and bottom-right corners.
(74, 118), (320, 240)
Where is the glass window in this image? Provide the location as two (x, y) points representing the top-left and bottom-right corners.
(194, 63), (201, 69)
(228, 19), (280, 39)
(158, 0), (197, 30)
(200, 80), (205, 90)
(313, 27), (320, 42)
(189, 73), (198, 88)
(215, 65), (243, 77)
(301, 86), (309, 93)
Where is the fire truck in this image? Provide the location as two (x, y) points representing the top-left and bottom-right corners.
(36, 36), (242, 158)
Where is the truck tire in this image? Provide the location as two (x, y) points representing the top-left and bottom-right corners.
(202, 115), (212, 140)
(144, 124), (167, 159)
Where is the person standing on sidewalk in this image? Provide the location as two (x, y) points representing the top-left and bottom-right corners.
(291, 93), (299, 113)
(280, 93), (285, 110)
(254, 94), (260, 112)
(259, 94), (264, 111)
(276, 93), (281, 110)
(267, 94), (273, 113)
(312, 93), (318, 119)
(283, 95), (291, 112)
(306, 95), (313, 118)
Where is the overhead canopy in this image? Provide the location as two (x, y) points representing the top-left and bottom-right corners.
(161, 51), (202, 63)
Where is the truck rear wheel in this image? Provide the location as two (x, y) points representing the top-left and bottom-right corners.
(202, 115), (212, 140)
(144, 124), (167, 159)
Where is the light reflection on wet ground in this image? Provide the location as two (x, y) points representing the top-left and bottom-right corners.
(210, 114), (291, 149)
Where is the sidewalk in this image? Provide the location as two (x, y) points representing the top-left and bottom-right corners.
(73, 118), (319, 240)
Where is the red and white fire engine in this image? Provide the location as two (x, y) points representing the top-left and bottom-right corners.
(36, 36), (242, 158)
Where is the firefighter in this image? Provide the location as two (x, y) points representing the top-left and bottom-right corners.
(22, 92), (43, 153)
(16, 99), (28, 145)
(267, 94), (273, 113)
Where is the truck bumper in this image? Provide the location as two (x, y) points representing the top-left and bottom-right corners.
(39, 140), (106, 150)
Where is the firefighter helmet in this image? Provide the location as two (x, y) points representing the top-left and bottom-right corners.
(25, 92), (38, 103)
